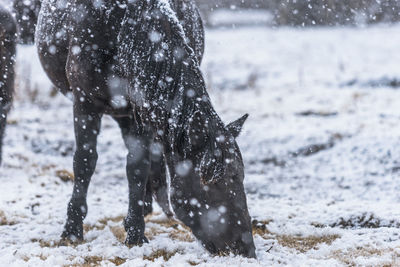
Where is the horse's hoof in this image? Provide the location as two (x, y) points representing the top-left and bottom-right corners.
(61, 225), (83, 244)
(59, 234), (83, 246)
(125, 234), (149, 247)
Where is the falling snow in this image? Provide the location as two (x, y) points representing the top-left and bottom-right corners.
(1, 1), (400, 266)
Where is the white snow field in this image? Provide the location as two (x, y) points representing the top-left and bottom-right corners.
(1, 24), (400, 266)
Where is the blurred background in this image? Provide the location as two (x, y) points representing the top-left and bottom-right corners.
(196, 0), (400, 27)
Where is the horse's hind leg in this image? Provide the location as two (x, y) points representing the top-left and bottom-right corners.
(113, 115), (151, 245)
(61, 96), (103, 241)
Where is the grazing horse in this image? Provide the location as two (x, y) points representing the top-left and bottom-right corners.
(36, 0), (256, 257)
(0, 4), (16, 165)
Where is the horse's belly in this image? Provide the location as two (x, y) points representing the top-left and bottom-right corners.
(36, 0), (70, 94)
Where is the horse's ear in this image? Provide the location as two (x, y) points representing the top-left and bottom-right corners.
(226, 114), (249, 138)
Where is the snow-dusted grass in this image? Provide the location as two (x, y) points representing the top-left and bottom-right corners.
(1, 24), (400, 266)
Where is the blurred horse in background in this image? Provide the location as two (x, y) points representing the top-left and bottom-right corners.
(13, 0), (41, 44)
(0, 3), (16, 165)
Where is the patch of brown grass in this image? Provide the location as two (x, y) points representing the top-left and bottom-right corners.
(83, 256), (103, 266)
(64, 256), (128, 267)
(31, 237), (86, 248)
(168, 228), (194, 242)
(21, 254), (47, 262)
(41, 164), (57, 172)
(56, 170), (74, 182)
(0, 210), (17, 226)
(145, 227), (165, 241)
(252, 219), (340, 253)
(143, 249), (180, 262)
(6, 119), (18, 125)
(98, 215), (125, 225)
(109, 257), (127, 266)
(277, 234), (340, 253)
(63, 255), (128, 267)
(86, 216), (126, 242)
(83, 224), (104, 233)
(331, 246), (400, 266)
(145, 215), (194, 242)
(110, 226), (126, 243)
(252, 219), (273, 237)
(66, 256), (103, 267)
(31, 238), (59, 248)
(83, 215), (125, 234)
(311, 222), (326, 228)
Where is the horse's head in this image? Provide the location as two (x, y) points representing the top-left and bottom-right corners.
(169, 111), (256, 258)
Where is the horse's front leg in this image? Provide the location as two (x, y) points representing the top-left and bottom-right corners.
(61, 97), (102, 241)
(114, 115), (151, 245)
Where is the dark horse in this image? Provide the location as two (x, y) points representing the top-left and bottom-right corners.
(13, 0), (41, 44)
(36, 0), (256, 257)
(0, 4), (16, 165)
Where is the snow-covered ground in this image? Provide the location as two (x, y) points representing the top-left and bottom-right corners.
(1, 24), (400, 266)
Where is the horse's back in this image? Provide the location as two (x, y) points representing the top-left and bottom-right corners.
(36, 0), (205, 108)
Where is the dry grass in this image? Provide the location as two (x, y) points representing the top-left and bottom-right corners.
(31, 237), (87, 248)
(31, 238), (58, 248)
(253, 219), (340, 253)
(62, 255), (127, 267)
(143, 249), (180, 262)
(98, 215), (125, 225)
(145, 215), (194, 242)
(109, 257), (127, 266)
(168, 228), (194, 242)
(252, 219), (274, 238)
(21, 254), (47, 262)
(0, 210), (17, 226)
(6, 119), (18, 125)
(331, 246), (400, 266)
(66, 256), (103, 267)
(56, 169), (75, 182)
(83, 215), (125, 234)
(110, 226), (126, 243)
(17, 214), (351, 264)
(81, 214), (195, 244)
(277, 234), (340, 253)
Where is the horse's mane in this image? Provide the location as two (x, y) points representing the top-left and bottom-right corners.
(117, 0), (230, 183)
